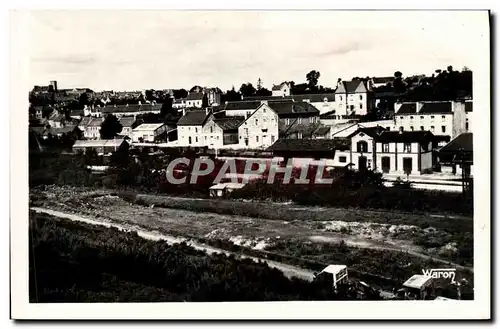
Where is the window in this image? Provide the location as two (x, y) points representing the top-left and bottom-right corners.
(188, 127), (191, 131)
(285, 118), (290, 125)
(339, 156), (347, 163)
(441, 115), (446, 121)
(205, 136), (207, 140)
(255, 119), (258, 125)
(188, 136), (192, 144)
(195, 136), (198, 143)
(210, 127), (213, 133)
(217, 136), (219, 140)
(360, 103), (363, 109)
(256, 136), (259, 142)
(410, 126), (414, 131)
(195, 127), (198, 133)
(350, 105), (355, 110)
(247, 111), (252, 117)
(441, 126), (446, 133)
(271, 135), (275, 143)
(430, 115), (435, 120)
(399, 126), (404, 131)
(340, 96), (342, 101)
(410, 116), (414, 120)
(263, 108), (266, 113)
(382, 143), (389, 153)
(297, 118), (302, 124)
(244, 128), (248, 135)
(420, 126), (424, 131)
(357, 141), (368, 153)
(430, 126), (435, 132)
(404, 143), (411, 153)
(298, 132), (303, 139)
(466, 121), (469, 131)
(359, 95), (363, 100)
(400, 116), (404, 120)
(420, 116), (424, 119)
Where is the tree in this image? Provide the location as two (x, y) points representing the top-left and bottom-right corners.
(79, 92), (89, 107)
(145, 89), (154, 101)
(394, 71), (403, 79)
(222, 87), (242, 102)
(160, 97), (174, 117)
(173, 89), (188, 99)
(306, 70), (321, 88)
(202, 93), (209, 108)
(100, 114), (123, 140)
(255, 88), (272, 97)
(239, 83), (256, 97)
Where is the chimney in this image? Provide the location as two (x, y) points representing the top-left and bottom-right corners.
(416, 101), (423, 112)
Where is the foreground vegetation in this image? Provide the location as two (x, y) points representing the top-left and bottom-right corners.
(29, 150), (473, 217)
(30, 211), (381, 302)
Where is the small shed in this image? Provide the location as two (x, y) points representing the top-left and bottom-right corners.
(401, 274), (435, 300)
(209, 182), (246, 197)
(316, 264), (348, 289)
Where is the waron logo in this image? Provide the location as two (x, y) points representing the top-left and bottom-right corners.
(422, 268), (457, 284)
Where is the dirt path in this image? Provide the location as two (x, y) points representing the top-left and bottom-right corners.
(30, 207), (316, 282)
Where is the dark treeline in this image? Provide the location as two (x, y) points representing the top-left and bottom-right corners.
(30, 212), (373, 302)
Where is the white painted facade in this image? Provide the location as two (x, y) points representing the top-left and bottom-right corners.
(271, 82), (291, 97)
(237, 104), (279, 149)
(177, 124), (204, 147)
(202, 118), (225, 149)
(131, 123), (167, 143)
(334, 81), (369, 116)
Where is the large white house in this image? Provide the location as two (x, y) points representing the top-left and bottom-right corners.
(271, 82), (291, 97)
(393, 100), (472, 140)
(334, 80), (373, 117)
(331, 127), (436, 175)
(81, 117), (103, 139)
(176, 109), (211, 147)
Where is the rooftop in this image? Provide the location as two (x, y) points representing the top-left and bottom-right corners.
(397, 103), (417, 114)
(213, 116), (245, 131)
(185, 92), (204, 101)
(133, 123), (164, 131)
(318, 265), (347, 276)
(349, 127), (436, 144)
(419, 102), (452, 114)
(439, 132), (473, 153)
(267, 138), (350, 152)
(119, 116), (136, 127)
(177, 110), (209, 126)
(73, 139), (126, 148)
(403, 274), (433, 290)
(268, 100), (320, 116)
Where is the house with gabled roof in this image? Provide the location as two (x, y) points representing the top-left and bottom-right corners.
(341, 126), (438, 174)
(271, 82), (291, 97)
(176, 109), (211, 147)
(394, 100), (472, 140)
(334, 80), (373, 117)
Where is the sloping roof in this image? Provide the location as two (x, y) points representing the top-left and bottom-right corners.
(439, 133), (473, 153)
(336, 80), (365, 94)
(224, 101), (262, 111)
(293, 93), (336, 103)
(185, 92), (204, 101)
(133, 123), (164, 131)
(397, 103), (417, 114)
(101, 104), (162, 114)
(244, 95), (293, 101)
(118, 116), (136, 127)
(403, 275), (433, 290)
(313, 126), (331, 136)
(79, 117), (93, 127)
(267, 138), (350, 152)
(348, 127), (435, 144)
(268, 101), (320, 116)
(88, 118), (103, 127)
(213, 116), (245, 131)
(272, 82), (288, 91)
(465, 101), (473, 113)
(319, 265), (347, 276)
(73, 139), (125, 148)
(177, 110), (209, 126)
(419, 102), (452, 114)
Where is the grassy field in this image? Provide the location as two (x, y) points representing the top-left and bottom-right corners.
(30, 211), (365, 302)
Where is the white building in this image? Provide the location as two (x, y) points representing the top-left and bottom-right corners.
(85, 104), (162, 118)
(184, 92), (204, 108)
(118, 116), (137, 138)
(394, 100), (472, 140)
(334, 80), (373, 117)
(131, 123), (168, 143)
(331, 126), (435, 175)
(176, 109), (210, 147)
(271, 82), (291, 97)
(81, 117), (103, 140)
(236, 102), (279, 149)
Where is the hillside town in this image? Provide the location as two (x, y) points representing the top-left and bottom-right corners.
(29, 67), (473, 191)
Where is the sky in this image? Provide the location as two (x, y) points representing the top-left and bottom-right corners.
(26, 10), (488, 92)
